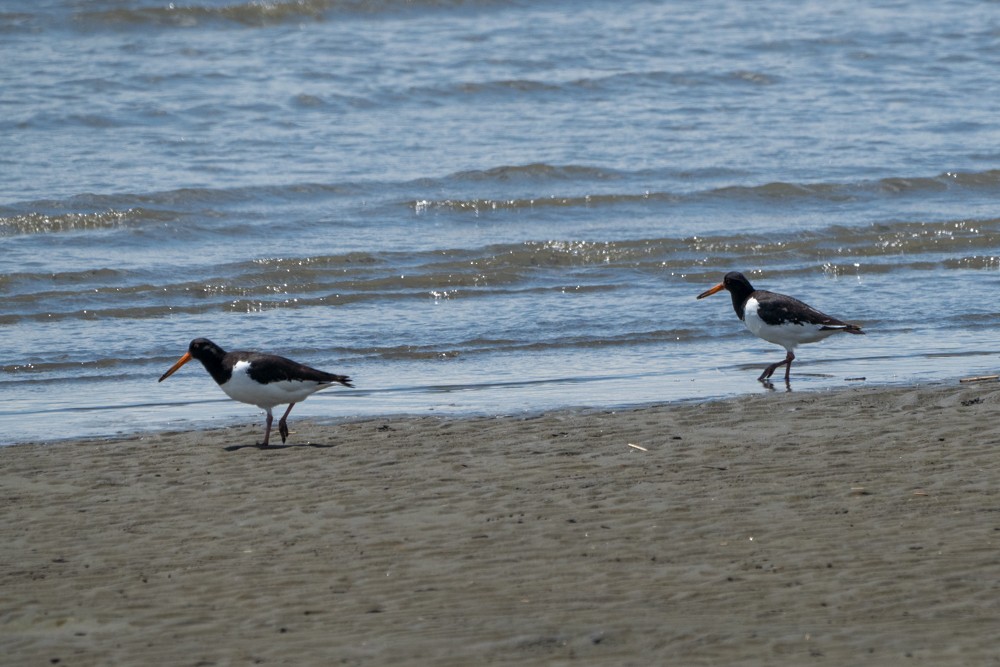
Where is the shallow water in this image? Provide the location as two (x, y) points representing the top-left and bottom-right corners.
(2, 0), (999, 443)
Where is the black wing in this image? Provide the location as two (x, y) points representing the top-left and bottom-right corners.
(754, 290), (852, 328)
(243, 352), (354, 387)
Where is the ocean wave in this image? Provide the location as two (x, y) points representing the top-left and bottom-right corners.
(687, 218), (1000, 257)
(1, 183), (369, 236)
(449, 163), (623, 182)
(411, 192), (675, 214)
(5, 216), (997, 324)
(0, 208), (172, 236)
(73, 0), (516, 29)
(412, 168), (1000, 213)
(9, 168), (999, 233)
(77, 1), (336, 29)
(400, 68), (782, 106)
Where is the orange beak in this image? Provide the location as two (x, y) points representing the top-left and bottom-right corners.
(158, 351), (193, 382)
(697, 282), (726, 299)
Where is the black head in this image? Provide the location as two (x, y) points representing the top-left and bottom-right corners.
(158, 338), (228, 383)
(696, 271), (757, 320)
(697, 272), (755, 298)
(187, 338), (227, 363)
(721, 271), (755, 295)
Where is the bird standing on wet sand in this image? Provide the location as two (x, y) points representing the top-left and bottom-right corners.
(697, 272), (865, 384)
(158, 338), (353, 447)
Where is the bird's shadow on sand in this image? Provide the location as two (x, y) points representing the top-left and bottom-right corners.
(223, 442), (339, 452)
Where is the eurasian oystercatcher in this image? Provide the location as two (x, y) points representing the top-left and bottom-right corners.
(158, 338), (353, 447)
(697, 272), (864, 384)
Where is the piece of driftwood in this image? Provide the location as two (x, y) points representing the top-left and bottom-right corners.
(959, 375), (999, 383)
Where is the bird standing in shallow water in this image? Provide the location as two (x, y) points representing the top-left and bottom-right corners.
(158, 338), (353, 447)
(697, 272), (864, 384)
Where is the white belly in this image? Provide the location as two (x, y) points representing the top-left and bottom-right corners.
(743, 298), (840, 351)
(219, 360), (329, 409)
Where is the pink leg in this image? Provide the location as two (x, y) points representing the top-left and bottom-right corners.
(278, 403), (296, 444)
(759, 351), (795, 383)
(261, 408), (274, 447)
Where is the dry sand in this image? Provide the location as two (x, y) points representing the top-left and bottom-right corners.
(3, 382), (1000, 666)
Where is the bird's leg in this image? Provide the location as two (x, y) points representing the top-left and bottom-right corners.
(783, 351), (795, 383)
(261, 408), (274, 448)
(758, 362), (779, 382)
(758, 351), (795, 383)
(278, 403), (296, 444)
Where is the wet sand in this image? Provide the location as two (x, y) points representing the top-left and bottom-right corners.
(3, 382), (1000, 665)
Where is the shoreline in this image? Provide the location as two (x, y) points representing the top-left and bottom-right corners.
(8, 372), (991, 449)
(3, 380), (999, 664)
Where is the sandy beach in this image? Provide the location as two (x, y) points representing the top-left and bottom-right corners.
(3, 381), (1000, 665)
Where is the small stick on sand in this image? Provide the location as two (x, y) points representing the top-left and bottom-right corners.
(959, 375), (999, 383)
(627, 443), (648, 452)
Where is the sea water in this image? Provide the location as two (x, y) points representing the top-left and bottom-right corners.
(2, 0), (999, 443)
